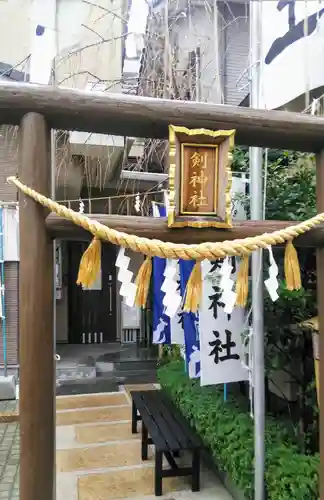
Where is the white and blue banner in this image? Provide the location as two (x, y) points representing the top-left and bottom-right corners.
(152, 203), (171, 345)
(162, 258), (184, 345)
(261, 0), (324, 110)
(170, 262), (185, 345)
(199, 259), (248, 386)
(179, 260), (201, 379)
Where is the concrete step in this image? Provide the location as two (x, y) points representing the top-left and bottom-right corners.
(56, 366), (96, 386)
(55, 370), (157, 396)
(97, 359), (157, 373)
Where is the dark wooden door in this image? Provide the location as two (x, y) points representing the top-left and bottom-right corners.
(68, 242), (117, 343)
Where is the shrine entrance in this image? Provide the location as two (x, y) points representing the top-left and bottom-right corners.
(68, 241), (117, 344)
(2, 82), (324, 500)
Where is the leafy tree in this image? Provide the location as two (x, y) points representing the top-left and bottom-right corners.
(233, 147), (318, 453)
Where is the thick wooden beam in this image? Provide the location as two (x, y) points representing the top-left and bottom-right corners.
(1, 82), (324, 151)
(45, 213), (324, 247)
(316, 150), (324, 500)
(19, 113), (54, 500)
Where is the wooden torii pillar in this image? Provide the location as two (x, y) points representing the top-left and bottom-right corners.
(317, 150), (324, 500)
(1, 82), (323, 500)
(19, 113), (54, 500)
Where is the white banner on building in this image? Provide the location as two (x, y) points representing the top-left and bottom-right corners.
(29, 0), (57, 84)
(29, 0), (92, 84)
(199, 260), (248, 387)
(3, 207), (19, 262)
(122, 299), (141, 329)
(261, 1), (324, 109)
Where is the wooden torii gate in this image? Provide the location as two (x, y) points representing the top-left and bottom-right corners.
(0, 82), (323, 500)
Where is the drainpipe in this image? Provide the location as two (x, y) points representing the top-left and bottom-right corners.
(0, 206), (7, 377)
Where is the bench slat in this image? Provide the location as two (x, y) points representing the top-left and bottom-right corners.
(155, 393), (203, 448)
(142, 395), (184, 451)
(133, 393), (169, 451)
(146, 392), (192, 449)
(131, 390), (202, 452)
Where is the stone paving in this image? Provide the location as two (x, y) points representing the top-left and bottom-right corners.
(0, 401), (18, 413)
(0, 423), (19, 500)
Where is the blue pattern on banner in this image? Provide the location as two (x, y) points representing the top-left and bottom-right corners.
(36, 25), (45, 36)
(179, 259), (200, 378)
(152, 204), (171, 345)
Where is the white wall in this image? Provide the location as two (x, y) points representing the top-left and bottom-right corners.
(0, 1), (31, 73)
(167, 1), (249, 105)
(171, 5), (221, 103)
(56, 0), (124, 91)
(0, 0), (124, 91)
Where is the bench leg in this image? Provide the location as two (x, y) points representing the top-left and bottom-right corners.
(141, 422), (149, 460)
(155, 450), (163, 496)
(191, 450), (200, 492)
(132, 400), (137, 434)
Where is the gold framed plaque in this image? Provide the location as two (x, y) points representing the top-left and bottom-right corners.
(168, 125), (235, 229)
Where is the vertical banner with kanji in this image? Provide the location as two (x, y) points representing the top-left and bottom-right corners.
(170, 261), (185, 345)
(179, 259), (201, 379)
(199, 259), (248, 386)
(152, 203), (171, 344)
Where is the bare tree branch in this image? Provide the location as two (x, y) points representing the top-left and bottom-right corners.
(56, 33), (129, 67)
(58, 70), (110, 86)
(81, 23), (105, 42)
(82, 0), (128, 23)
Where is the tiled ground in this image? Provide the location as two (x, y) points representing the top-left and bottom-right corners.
(0, 423), (19, 500)
(0, 384), (233, 500)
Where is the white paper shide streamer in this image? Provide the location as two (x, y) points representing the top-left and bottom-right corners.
(162, 259), (182, 318)
(170, 261), (185, 345)
(134, 194), (141, 213)
(264, 246), (279, 302)
(78, 199), (85, 214)
(116, 247), (137, 307)
(219, 257), (237, 315)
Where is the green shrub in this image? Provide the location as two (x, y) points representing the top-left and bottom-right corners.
(157, 361), (319, 500)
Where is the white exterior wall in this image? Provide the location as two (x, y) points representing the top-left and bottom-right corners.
(0, 1), (31, 72)
(168, 0), (249, 105)
(0, 0), (124, 91)
(171, 5), (222, 103)
(56, 0), (124, 91)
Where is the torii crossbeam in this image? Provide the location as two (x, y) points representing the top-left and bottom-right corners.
(0, 82), (323, 500)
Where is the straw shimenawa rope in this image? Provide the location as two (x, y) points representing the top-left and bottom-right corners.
(9, 176), (324, 260)
(10, 176), (316, 312)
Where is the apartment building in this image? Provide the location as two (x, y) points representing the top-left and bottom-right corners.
(139, 0), (249, 105)
(0, 0), (148, 368)
(0, 0), (250, 371)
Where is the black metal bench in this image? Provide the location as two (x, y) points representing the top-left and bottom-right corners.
(131, 390), (203, 496)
